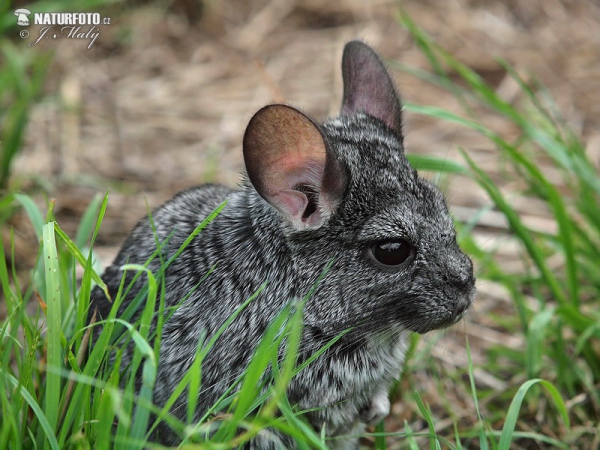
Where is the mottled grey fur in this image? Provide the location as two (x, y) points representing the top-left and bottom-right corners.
(90, 41), (475, 448)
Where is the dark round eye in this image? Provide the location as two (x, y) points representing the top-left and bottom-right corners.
(370, 239), (412, 266)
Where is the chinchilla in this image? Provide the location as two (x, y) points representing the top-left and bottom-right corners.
(89, 40), (476, 448)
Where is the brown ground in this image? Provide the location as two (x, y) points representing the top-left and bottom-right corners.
(7, 0), (600, 447)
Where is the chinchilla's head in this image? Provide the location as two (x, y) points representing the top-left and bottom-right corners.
(243, 41), (475, 336)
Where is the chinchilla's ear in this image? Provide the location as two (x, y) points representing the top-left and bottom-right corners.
(341, 41), (403, 138)
(243, 104), (346, 230)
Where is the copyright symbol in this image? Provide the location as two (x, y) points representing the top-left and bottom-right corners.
(20, 30), (29, 38)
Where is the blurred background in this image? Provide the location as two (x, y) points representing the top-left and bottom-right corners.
(2, 0), (599, 447)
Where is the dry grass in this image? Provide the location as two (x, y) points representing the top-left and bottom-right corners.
(7, 0), (600, 447)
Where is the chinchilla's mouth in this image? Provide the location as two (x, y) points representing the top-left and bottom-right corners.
(409, 288), (476, 334)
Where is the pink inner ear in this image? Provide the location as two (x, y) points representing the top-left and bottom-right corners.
(244, 104), (327, 196)
(273, 189), (308, 220)
(243, 104), (345, 229)
(274, 157), (325, 189)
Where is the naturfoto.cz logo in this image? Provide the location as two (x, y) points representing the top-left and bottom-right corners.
(16, 10), (111, 49)
(14, 9), (32, 26)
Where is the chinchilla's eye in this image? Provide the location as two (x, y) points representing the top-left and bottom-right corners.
(370, 239), (412, 266)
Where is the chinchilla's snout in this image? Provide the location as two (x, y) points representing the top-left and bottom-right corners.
(411, 247), (476, 334)
(445, 249), (476, 326)
(454, 283), (476, 319)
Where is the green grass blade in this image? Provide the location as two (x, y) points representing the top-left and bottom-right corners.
(118, 264), (157, 448)
(406, 154), (469, 175)
(413, 390), (441, 450)
(498, 379), (570, 450)
(397, 10), (447, 81)
(165, 200), (227, 267)
(53, 223), (108, 298)
(275, 399), (327, 449)
(575, 321), (600, 354)
(15, 193), (45, 240)
(186, 332), (206, 424)
(260, 301), (304, 420)
(223, 307), (292, 439)
(460, 149), (566, 305)
(374, 421), (386, 449)
(2, 370), (60, 450)
(403, 421), (420, 450)
(525, 308), (554, 378)
(74, 193), (103, 249)
(42, 222), (61, 447)
(466, 339), (489, 449)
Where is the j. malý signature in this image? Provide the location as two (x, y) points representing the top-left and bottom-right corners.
(28, 25), (100, 49)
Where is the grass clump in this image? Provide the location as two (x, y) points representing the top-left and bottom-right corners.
(0, 195), (332, 448)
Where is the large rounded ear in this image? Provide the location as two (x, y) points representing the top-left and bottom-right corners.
(243, 104), (346, 230)
(341, 41), (403, 137)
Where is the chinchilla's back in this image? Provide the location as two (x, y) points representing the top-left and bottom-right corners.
(91, 185), (234, 322)
(90, 41), (475, 448)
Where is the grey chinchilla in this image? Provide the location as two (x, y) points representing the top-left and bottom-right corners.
(90, 40), (476, 448)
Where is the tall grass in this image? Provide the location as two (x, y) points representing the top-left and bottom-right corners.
(1, 195), (336, 448)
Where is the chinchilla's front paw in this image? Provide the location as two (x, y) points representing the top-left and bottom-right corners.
(359, 390), (390, 425)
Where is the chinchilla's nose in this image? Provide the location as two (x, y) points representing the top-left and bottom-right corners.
(455, 251), (475, 288)
(455, 284), (476, 317)
(448, 249), (476, 317)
